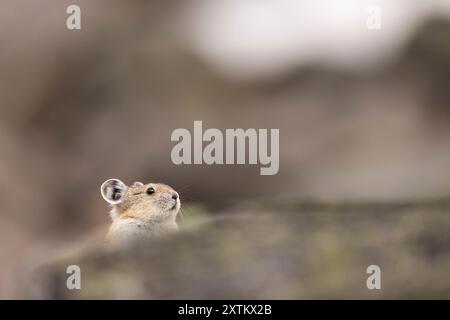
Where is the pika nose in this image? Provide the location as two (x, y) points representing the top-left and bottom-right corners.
(171, 193), (179, 200)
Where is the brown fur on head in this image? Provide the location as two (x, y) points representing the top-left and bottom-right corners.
(101, 179), (180, 222)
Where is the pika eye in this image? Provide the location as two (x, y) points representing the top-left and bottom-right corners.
(146, 187), (155, 195)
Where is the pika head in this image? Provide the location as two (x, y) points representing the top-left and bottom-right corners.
(101, 178), (180, 223)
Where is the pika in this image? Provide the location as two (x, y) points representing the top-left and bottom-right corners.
(101, 178), (180, 245)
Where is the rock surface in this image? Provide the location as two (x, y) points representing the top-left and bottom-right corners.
(25, 200), (450, 299)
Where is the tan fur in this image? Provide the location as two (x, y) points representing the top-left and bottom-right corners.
(101, 179), (180, 245)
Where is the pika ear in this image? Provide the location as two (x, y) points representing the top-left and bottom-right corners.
(132, 181), (144, 187)
(101, 179), (127, 205)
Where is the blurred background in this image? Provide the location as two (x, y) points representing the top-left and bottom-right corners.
(1, 0), (450, 298)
